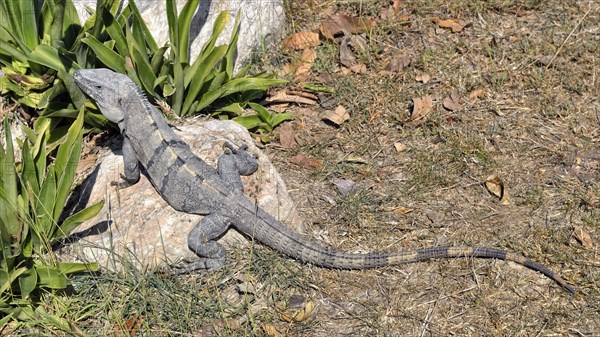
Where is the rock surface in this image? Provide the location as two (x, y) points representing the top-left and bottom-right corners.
(75, 0), (285, 70)
(60, 120), (301, 271)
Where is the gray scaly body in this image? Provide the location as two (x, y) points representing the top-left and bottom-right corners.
(74, 69), (575, 294)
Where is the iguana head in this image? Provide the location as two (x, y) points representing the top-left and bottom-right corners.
(74, 68), (131, 127)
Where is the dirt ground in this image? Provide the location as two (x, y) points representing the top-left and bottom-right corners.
(4, 1), (598, 336)
(248, 0), (598, 335)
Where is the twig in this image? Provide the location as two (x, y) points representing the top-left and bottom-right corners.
(546, 6), (592, 69)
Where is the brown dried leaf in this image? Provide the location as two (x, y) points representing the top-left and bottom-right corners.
(261, 323), (282, 337)
(348, 64), (367, 73)
(535, 55), (553, 67)
(339, 37), (357, 68)
(393, 0), (403, 13)
(278, 122), (297, 149)
(573, 225), (593, 248)
(320, 13), (373, 42)
(432, 17), (466, 33)
(392, 206), (413, 215)
(409, 96), (432, 122)
(468, 88), (485, 101)
(442, 89), (463, 111)
(386, 55), (411, 72)
(321, 105), (350, 125)
(114, 313), (144, 337)
(264, 90), (317, 105)
(282, 31), (320, 51)
(485, 175), (511, 205)
(294, 48), (317, 82)
(279, 295), (315, 323)
(295, 107), (318, 116)
(290, 153), (323, 170)
(394, 142), (406, 152)
(415, 72), (431, 83)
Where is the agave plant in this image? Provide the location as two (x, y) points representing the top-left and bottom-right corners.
(0, 110), (103, 322)
(81, 0), (287, 118)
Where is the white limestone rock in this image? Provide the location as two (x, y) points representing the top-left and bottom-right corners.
(60, 119), (302, 271)
(74, 0), (285, 71)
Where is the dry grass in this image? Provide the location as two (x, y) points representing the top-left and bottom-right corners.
(4, 0), (598, 336)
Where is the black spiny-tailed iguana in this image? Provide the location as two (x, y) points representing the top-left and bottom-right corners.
(73, 68), (575, 294)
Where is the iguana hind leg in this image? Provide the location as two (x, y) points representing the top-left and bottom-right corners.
(177, 143), (258, 272)
(176, 213), (231, 272)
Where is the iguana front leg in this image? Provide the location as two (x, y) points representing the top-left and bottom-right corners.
(112, 137), (140, 188)
(176, 143), (259, 272)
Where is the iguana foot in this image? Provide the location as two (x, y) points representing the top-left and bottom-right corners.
(218, 142), (259, 193)
(170, 258), (226, 274)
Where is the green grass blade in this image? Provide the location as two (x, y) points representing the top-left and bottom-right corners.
(193, 77), (287, 113)
(222, 11), (242, 79)
(57, 200), (104, 239)
(177, 0), (199, 64)
(181, 45), (228, 115)
(150, 45), (168, 74)
(48, 0), (65, 46)
(58, 262), (99, 274)
(20, 141), (39, 197)
(0, 35), (28, 63)
(35, 165), (56, 233)
(81, 34), (126, 73)
(35, 267), (68, 289)
(19, 0), (38, 51)
(0, 119), (19, 238)
(53, 109), (83, 222)
(184, 11), (230, 86)
(17, 268), (37, 299)
(165, 0), (179, 53)
(102, 8), (130, 62)
(128, 0), (157, 51)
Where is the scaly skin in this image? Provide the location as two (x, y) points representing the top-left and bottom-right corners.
(73, 69), (575, 294)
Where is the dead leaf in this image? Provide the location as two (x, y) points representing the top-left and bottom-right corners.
(295, 107), (317, 116)
(535, 55), (553, 67)
(320, 13), (373, 42)
(287, 90), (318, 100)
(442, 89), (463, 111)
(485, 175), (511, 205)
(394, 142), (406, 152)
(294, 48), (317, 82)
(432, 17), (467, 33)
(269, 103), (288, 113)
(278, 122), (297, 148)
(321, 105), (350, 125)
(290, 153), (323, 170)
(393, 0), (403, 14)
(409, 96), (433, 122)
(261, 323), (282, 337)
(339, 37), (357, 68)
(282, 31), (320, 51)
(332, 177), (357, 195)
(392, 206), (413, 215)
(114, 313), (144, 337)
(573, 225), (593, 248)
(386, 55), (411, 72)
(468, 88), (485, 101)
(348, 64), (367, 73)
(279, 295), (315, 323)
(415, 72), (431, 83)
(264, 90), (317, 105)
